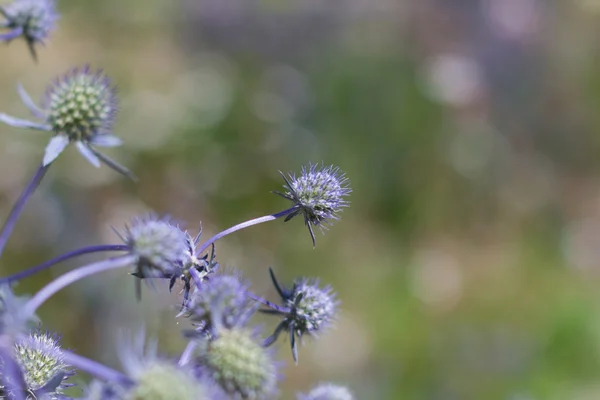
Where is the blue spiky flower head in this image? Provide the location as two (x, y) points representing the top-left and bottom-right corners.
(0, 66), (134, 177)
(275, 163), (350, 246)
(0, 0), (58, 60)
(120, 215), (191, 285)
(43, 65), (117, 143)
(262, 269), (338, 363)
(10, 330), (73, 399)
(297, 383), (354, 400)
(179, 273), (255, 335)
(196, 327), (278, 399)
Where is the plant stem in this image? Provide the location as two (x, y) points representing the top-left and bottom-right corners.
(22, 255), (136, 317)
(62, 350), (133, 387)
(196, 207), (296, 256)
(0, 244), (129, 284)
(0, 163), (50, 259)
(178, 341), (197, 367)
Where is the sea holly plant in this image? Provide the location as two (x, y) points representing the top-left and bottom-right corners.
(0, 9), (353, 394)
(0, 156), (352, 398)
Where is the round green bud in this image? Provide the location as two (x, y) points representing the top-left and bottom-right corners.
(126, 362), (210, 400)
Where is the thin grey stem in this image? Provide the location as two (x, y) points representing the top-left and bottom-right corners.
(22, 255), (136, 317)
(178, 341), (197, 367)
(62, 350), (133, 387)
(0, 163), (50, 259)
(196, 207), (296, 256)
(0, 244), (129, 284)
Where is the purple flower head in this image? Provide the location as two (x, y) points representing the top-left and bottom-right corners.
(297, 383), (354, 400)
(0, 0), (58, 60)
(195, 327), (278, 399)
(11, 330), (73, 399)
(118, 215), (192, 295)
(43, 66), (118, 142)
(179, 273), (255, 336)
(261, 268), (338, 363)
(0, 66), (134, 178)
(274, 163), (351, 246)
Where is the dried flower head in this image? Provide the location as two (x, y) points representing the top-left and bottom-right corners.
(12, 331), (72, 398)
(0, 66), (133, 178)
(297, 383), (354, 400)
(119, 216), (191, 292)
(262, 268), (338, 363)
(180, 273), (255, 335)
(274, 163), (350, 246)
(197, 328), (278, 399)
(0, 0), (58, 60)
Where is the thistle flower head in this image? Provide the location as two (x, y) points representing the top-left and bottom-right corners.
(1, 0), (58, 59)
(275, 163), (350, 246)
(261, 268), (338, 363)
(297, 383), (354, 400)
(180, 273), (255, 335)
(197, 327), (278, 399)
(120, 215), (191, 283)
(43, 66), (117, 142)
(11, 330), (72, 398)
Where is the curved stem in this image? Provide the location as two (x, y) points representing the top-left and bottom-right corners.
(196, 207), (296, 256)
(0, 163), (50, 259)
(178, 341), (197, 367)
(0, 244), (130, 284)
(62, 350), (133, 387)
(22, 255), (136, 317)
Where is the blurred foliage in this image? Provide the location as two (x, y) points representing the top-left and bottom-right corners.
(2, 0), (600, 399)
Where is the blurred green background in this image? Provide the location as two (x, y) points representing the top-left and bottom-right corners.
(3, 0), (600, 398)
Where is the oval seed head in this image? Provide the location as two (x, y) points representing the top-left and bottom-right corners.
(125, 361), (215, 400)
(297, 383), (354, 400)
(2, 0), (58, 45)
(13, 331), (73, 397)
(43, 66), (117, 142)
(275, 163), (351, 246)
(180, 274), (255, 334)
(199, 328), (278, 399)
(122, 215), (191, 280)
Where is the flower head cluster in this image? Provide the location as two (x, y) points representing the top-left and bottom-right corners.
(196, 327), (278, 400)
(0, 66), (134, 178)
(261, 268), (338, 363)
(297, 383), (354, 400)
(0, 0), (58, 60)
(275, 163), (350, 246)
(179, 273), (255, 336)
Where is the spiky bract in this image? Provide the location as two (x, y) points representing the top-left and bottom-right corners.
(43, 66), (117, 141)
(262, 269), (338, 363)
(297, 383), (354, 400)
(198, 328), (277, 399)
(275, 163), (350, 246)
